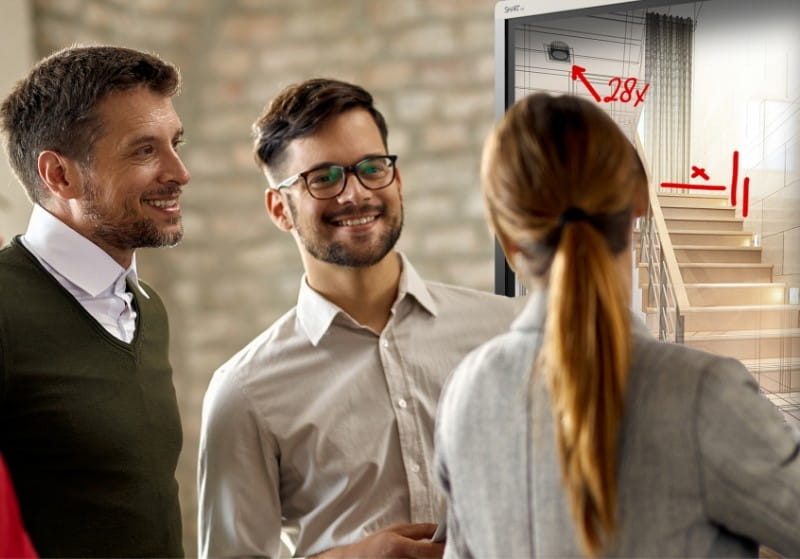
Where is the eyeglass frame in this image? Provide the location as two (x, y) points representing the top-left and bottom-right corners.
(272, 154), (399, 200)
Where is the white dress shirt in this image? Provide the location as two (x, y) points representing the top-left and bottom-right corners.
(20, 204), (149, 343)
(198, 253), (525, 558)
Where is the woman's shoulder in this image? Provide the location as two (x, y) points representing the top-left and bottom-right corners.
(439, 326), (540, 429)
(629, 329), (754, 409)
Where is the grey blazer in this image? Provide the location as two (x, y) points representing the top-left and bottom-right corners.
(435, 290), (800, 558)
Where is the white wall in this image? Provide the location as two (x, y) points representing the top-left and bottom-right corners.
(0, 0), (35, 246)
(691, 0), (800, 288)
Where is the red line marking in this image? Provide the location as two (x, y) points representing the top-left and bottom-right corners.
(690, 166), (709, 180)
(660, 183), (727, 191)
(742, 176), (750, 217)
(731, 150), (739, 207)
(633, 82), (650, 107)
(571, 65), (601, 102)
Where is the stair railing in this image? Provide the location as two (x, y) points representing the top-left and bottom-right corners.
(636, 137), (690, 344)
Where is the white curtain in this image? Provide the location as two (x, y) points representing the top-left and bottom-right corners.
(643, 13), (694, 191)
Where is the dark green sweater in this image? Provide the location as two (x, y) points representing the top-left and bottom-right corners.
(0, 238), (183, 557)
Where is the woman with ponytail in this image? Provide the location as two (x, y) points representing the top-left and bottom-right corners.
(434, 93), (800, 558)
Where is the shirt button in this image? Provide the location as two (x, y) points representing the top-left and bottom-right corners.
(382, 340), (389, 348)
(410, 463), (420, 473)
(398, 398), (408, 408)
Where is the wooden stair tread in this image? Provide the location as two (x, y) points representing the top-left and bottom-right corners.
(673, 244), (761, 250)
(684, 328), (800, 340)
(679, 263), (771, 269)
(658, 193), (728, 199)
(645, 304), (800, 313)
(740, 356), (800, 369)
(665, 216), (743, 222)
(684, 282), (784, 287)
(668, 230), (753, 235)
(638, 262), (772, 268)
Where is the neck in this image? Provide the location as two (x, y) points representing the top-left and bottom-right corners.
(45, 201), (135, 269)
(303, 251), (402, 333)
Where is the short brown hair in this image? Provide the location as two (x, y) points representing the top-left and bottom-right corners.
(252, 78), (389, 176)
(0, 45), (181, 204)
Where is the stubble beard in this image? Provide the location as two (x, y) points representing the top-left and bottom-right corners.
(82, 180), (184, 251)
(287, 196), (403, 268)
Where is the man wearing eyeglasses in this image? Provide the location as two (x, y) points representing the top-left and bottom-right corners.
(198, 78), (521, 558)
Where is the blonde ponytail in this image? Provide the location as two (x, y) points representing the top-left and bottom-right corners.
(543, 220), (631, 556)
(481, 93), (647, 557)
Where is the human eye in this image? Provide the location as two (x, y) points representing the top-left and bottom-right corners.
(358, 158), (389, 178)
(134, 144), (156, 157)
(307, 166), (343, 187)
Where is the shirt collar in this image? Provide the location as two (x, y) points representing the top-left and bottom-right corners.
(296, 252), (438, 346)
(22, 204), (149, 298)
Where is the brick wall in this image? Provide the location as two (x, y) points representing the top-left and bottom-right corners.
(31, 0), (500, 554)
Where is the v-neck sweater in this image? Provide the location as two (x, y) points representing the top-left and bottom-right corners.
(0, 238), (183, 558)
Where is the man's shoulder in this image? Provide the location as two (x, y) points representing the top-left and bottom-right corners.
(0, 241), (50, 304)
(213, 306), (301, 380)
(423, 279), (523, 311)
(0, 240), (29, 269)
(422, 280), (525, 334)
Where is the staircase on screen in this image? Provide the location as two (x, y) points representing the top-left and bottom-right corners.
(639, 193), (800, 393)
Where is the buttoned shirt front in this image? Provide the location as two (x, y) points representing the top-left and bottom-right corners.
(20, 204), (148, 343)
(198, 253), (523, 558)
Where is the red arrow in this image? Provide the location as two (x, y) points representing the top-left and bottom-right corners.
(571, 65), (601, 102)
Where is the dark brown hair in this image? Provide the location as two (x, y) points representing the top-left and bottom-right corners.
(482, 93), (648, 556)
(252, 78), (388, 176)
(0, 45), (180, 203)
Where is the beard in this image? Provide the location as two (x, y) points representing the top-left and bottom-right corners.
(82, 180), (184, 251)
(287, 196), (403, 268)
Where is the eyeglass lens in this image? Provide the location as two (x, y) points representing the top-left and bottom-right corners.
(305, 156), (395, 199)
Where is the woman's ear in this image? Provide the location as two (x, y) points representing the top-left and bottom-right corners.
(633, 183), (649, 218)
(496, 230), (523, 274)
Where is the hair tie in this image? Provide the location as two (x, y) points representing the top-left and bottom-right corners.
(559, 206), (589, 226)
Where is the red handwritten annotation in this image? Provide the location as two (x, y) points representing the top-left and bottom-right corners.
(571, 65), (649, 107)
(660, 151), (750, 217)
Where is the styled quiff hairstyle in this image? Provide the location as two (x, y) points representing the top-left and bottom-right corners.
(0, 45), (181, 204)
(482, 93), (648, 557)
(252, 78), (389, 177)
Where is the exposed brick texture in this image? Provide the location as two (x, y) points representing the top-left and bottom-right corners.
(31, 0), (500, 554)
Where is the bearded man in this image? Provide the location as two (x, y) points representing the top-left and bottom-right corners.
(0, 45), (190, 557)
(198, 78), (522, 559)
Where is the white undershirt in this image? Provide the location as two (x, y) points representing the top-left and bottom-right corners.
(20, 204), (149, 343)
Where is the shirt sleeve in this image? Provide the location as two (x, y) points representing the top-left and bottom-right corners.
(696, 356), (800, 556)
(198, 366), (283, 559)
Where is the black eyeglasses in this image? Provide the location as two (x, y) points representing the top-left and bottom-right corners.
(274, 155), (398, 200)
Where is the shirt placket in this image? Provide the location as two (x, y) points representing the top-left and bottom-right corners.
(378, 325), (434, 523)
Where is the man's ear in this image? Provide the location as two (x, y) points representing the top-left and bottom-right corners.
(265, 188), (294, 232)
(394, 167), (403, 196)
(37, 150), (83, 200)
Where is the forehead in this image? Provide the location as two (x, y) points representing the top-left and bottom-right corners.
(93, 86), (181, 145)
(283, 108), (385, 173)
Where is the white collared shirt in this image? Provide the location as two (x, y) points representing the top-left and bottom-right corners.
(20, 204), (149, 343)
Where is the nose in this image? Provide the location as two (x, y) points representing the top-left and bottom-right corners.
(335, 170), (370, 203)
(161, 148), (191, 186)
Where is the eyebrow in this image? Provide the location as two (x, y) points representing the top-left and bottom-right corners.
(305, 153), (388, 172)
(124, 128), (185, 150)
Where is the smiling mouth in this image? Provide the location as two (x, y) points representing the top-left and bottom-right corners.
(334, 215), (377, 227)
(143, 198), (179, 209)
